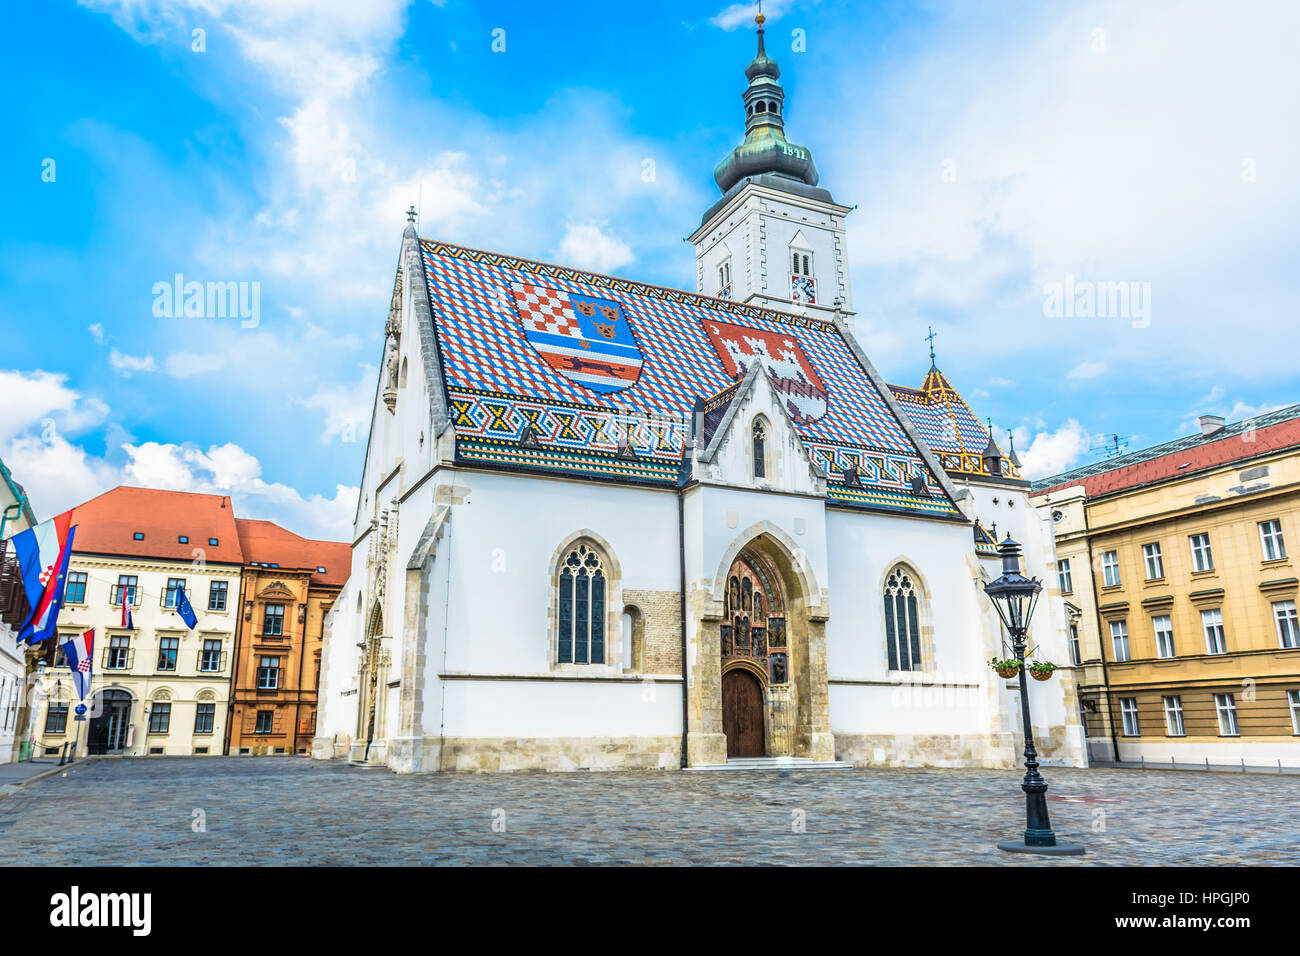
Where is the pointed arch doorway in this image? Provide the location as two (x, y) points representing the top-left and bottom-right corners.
(720, 548), (794, 758)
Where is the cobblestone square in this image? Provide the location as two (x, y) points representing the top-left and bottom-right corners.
(1, 757), (1296, 866)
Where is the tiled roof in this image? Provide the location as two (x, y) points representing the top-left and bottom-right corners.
(71, 487), (244, 564)
(420, 240), (956, 517)
(888, 366), (1020, 480)
(234, 519), (351, 588)
(1032, 404), (1300, 498)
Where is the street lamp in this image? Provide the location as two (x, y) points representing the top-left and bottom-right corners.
(984, 535), (1084, 856)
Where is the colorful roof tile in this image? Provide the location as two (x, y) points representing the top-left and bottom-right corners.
(889, 364), (1021, 481)
(420, 240), (957, 517)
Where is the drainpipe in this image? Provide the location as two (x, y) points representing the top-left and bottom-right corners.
(223, 569), (250, 755)
(678, 400), (702, 769)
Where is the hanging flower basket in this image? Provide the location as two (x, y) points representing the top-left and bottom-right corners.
(1029, 661), (1058, 681)
(989, 657), (1021, 679)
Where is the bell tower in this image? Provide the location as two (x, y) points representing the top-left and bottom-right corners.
(689, 12), (855, 329)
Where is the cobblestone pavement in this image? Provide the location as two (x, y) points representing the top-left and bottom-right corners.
(1, 757), (1296, 865)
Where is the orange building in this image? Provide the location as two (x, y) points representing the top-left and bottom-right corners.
(227, 519), (350, 756)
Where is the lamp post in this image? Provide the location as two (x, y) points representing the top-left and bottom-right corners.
(984, 535), (1084, 856)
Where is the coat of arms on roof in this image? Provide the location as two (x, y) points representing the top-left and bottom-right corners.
(510, 281), (644, 395)
(702, 319), (828, 424)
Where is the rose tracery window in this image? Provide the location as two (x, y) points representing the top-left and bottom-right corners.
(884, 566), (923, 671)
(558, 543), (607, 665)
(721, 552), (788, 683)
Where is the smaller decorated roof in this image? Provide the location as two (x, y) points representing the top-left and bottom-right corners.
(973, 519), (1000, 558)
(889, 361), (1022, 482)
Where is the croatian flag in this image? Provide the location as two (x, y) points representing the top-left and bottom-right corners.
(121, 594), (134, 630)
(61, 628), (94, 701)
(12, 510), (78, 645)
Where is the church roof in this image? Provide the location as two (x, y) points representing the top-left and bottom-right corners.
(888, 364), (1022, 482)
(418, 239), (960, 519)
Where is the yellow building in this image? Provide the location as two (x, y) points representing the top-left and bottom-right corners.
(32, 487), (242, 758)
(1032, 407), (1300, 767)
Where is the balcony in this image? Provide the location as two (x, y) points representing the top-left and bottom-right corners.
(0, 540), (32, 628)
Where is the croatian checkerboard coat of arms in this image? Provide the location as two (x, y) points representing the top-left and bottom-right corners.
(510, 281), (644, 394)
(703, 319), (829, 424)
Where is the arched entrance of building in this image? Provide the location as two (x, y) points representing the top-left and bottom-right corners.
(87, 689), (132, 755)
(356, 604), (387, 758)
(690, 524), (833, 766)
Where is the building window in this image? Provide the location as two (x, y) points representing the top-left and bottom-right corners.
(65, 571), (87, 604)
(133, 532), (144, 541)
(257, 656), (281, 690)
(1110, 620), (1130, 662)
(107, 635), (130, 670)
(157, 637), (179, 671)
(789, 251), (815, 303)
(1163, 696), (1185, 737)
(1120, 698), (1140, 736)
(1057, 559), (1072, 594)
(113, 575), (138, 606)
(164, 577), (186, 608)
(45, 702), (69, 734)
(883, 567), (924, 671)
(200, 639), (222, 672)
(148, 703), (171, 734)
(209, 537), (218, 547)
(557, 543), (607, 665)
(1142, 542), (1164, 580)
(717, 259), (731, 298)
(255, 710), (273, 734)
(208, 580), (228, 611)
(1153, 615), (1175, 658)
(1214, 693), (1239, 736)
(1272, 600), (1300, 648)
(1189, 533), (1214, 573)
(1259, 519), (1286, 561)
(194, 703), (215, 735)
(1101, 550), (1121, 587)
(1201, 609), (1227, 655)
(1290, 690), (1300, 735)
(752, 419), (767, 478)
(178, 535), (188, 544)
(263, 603), (285, 636)
(1068, 623), (1081, 666)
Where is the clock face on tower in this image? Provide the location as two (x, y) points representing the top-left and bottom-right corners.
(790, 274), (816, 304)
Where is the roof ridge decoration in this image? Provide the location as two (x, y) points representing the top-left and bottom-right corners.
(419, 238), (964, 521)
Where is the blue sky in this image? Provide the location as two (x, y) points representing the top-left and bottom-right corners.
(3, 0), (1298, 538)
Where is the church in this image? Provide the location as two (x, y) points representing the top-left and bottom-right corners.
(313, 17), (1086, 773)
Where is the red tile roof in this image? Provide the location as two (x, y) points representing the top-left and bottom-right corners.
(234, 518), (351, 588)
(71, 486), (244, 564)
(1034, 417), (1300, 499)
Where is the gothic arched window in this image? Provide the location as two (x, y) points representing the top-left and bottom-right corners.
(558, 543), (607, 665)
(752, 418), (767, 478)
(883, 566), (924, 671)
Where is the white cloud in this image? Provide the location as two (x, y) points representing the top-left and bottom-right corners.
(1016, 419), (1092, 480)
(557, 222), (634, 274)
(108, 348), (157, 376)
(711, 1), (794, 31)
(298, 364), (377, 444)
(1066, 361), (1107, 381)
(88, 323), (105, 344)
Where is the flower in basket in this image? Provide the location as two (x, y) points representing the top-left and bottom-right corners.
(1028, 660), (1058, 681)
(989, 657), (1021, 678)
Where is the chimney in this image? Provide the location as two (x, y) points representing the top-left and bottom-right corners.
(1198, 414), (1226, 437)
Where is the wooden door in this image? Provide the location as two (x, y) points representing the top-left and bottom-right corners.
(722, 668), (765, 758)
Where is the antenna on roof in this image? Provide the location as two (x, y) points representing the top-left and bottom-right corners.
(1091, 433), (1130, 459)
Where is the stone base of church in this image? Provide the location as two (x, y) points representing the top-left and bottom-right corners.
(311, 735), (352, 760)
(379, 734), (682, 773)
(834, 732), (1019, 769)
(834, 727), (1085, 769)
(686, 732), (728, 767)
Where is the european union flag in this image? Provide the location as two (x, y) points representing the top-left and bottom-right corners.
(176, 585), (198, 630)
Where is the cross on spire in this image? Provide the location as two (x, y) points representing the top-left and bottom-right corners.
(405, 204), (418, 224)
(925, 325), (938, 368)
